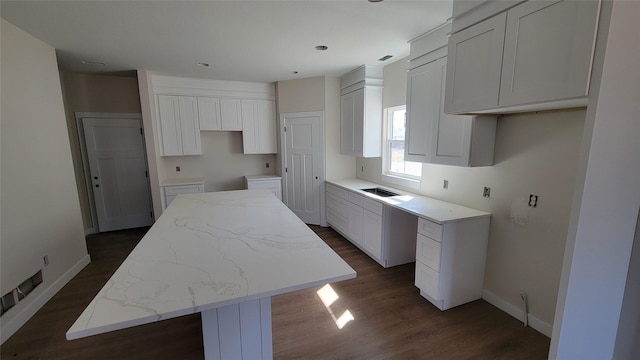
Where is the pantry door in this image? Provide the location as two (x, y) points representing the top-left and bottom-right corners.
(82, 116), (154, 232)
(281, 112), (324, 225)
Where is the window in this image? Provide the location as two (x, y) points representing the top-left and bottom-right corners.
(383, 106), (421, 186)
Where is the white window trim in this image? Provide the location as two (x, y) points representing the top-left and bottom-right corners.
(382, 105), (421, 190)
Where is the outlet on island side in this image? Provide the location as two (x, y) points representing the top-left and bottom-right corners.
(528, 194), (538, 207)
(176, 166), (181, 172)
(483, 187), (491, 198)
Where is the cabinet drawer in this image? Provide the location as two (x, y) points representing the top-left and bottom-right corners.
(415, 261), (440, 300)
(361, 197), (383, 215)
(164, 184), (204, 196)
(326, 183), (349, 200)
(327, 207), (348, 234)
(416, 233), (441, 271)
(348, 192), (364, 207)
(418, 217), (443, 242)
(246, 180), (281, 190)
(327, 192), (350, 218)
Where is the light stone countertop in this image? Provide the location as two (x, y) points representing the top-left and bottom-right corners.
(327, 179), (490, 224)
(67, 189), (356, 340)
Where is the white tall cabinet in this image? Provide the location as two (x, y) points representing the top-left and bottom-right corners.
(157, 95), (202, 156)
(340, 65), (383, 158)
(406, 25), (496, 167)
(445, 0), (601, 114)
(241, 99), (277, 154)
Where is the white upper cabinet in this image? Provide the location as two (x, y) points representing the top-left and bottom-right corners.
(406, 58), (444, 163)
(498, 0), (599, 107)
(157, 95), (202, 156)
(241, 99), (277, 154)
(407, 26), (497, 167)
(198, 97), (243, 131)
(444, 13), (506, 114)
(445, 0), (600, 114)
(340, 65), (383, 158)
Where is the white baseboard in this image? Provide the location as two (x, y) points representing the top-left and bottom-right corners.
(482, 289), (553, 338)
(0, 254), (91, 344)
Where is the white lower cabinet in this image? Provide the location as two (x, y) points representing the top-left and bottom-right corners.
(326, 183), (411, 268)
(160, 180), (205, 210)
(244, 175), (282, 200)
(414, 216), (490, 310)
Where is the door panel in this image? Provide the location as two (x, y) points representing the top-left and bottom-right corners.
(83, 117), (153, 232)
(282, 112), (323, 225)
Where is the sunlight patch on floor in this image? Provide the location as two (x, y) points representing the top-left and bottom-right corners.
(316, 284), (354, 329)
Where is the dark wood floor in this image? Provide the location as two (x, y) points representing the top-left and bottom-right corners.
(1, 226), (549, 359)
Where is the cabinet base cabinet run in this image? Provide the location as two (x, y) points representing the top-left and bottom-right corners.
(414, 216), (490, 310)
(326, 183), (416, 268)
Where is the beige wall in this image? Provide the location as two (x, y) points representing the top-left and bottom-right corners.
(1, 19), (89, 342)
(276, 76), (355, 181)
(60, 72), (142, 230)
(356, 56), (585, 332)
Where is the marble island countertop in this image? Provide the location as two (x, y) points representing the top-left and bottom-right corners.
(67, 190), (356, 340)
(327, 179), (490, 224)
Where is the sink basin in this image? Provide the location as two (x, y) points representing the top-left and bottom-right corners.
(361, 188), (399, 197)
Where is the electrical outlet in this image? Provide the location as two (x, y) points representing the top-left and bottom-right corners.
(483, 187), (491, 198)
(43, 255), (49, 266)
(443, 180), (449, 189)
(265, 162), (270, 168)
(529, 194), (538, 207)
(176, 166), (181, 172)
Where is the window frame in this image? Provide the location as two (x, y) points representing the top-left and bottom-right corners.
(381, 105), (421, 190)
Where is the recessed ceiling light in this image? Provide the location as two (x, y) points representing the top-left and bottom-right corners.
(378, 55), (393, 61)
(80, 60), (105, 66)
(197, 62), (210, 67)
(315, 45), (328, 51)
(292, 71), (299, 74)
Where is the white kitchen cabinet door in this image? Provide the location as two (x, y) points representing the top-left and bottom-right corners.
(407, 57), (497, 167)
(241, 99), (276, 154)
(198, 97), (222, 130)
(444, 13), (507, 114)
(362, 209), (382, 260)
(199, 97), (242, 131)
(340, 90), (356, 156)
(405, 58), (445, 163)
(220, 98), (242, 131)
(340, 87), (382, 158)
(498, 0), (599, 107)
(347, 202), (364, 247)
(157, 95), (202, 156)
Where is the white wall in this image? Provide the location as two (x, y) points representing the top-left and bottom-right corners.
(356, 55), (585, 336)
(550, 1), (640, 358)
(0, 19), (89, 343)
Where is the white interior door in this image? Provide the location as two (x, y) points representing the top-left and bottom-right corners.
(82, 117), (154, 232)
(281, 112), (324, 225)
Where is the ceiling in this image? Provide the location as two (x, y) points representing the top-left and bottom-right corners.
(1, 0), (452, 83)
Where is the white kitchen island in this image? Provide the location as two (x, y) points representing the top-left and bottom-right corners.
(66, 190), (356, 359)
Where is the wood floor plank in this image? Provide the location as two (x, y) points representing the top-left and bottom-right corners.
(1, 225), (549, 359)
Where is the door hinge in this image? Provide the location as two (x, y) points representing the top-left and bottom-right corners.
(145, 170), (148, 177)
(284, 126), (286, 132)
(140, 128), (143, 135)
(285, 167), (288, 173)
(150, 211), (153, 218)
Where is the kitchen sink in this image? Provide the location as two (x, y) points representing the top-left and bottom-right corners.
(361, 188), (399, 197)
